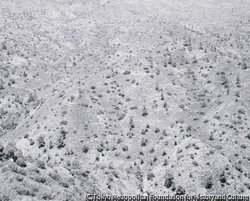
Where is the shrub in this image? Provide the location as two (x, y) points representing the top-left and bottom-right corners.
(163, 159), (168, 166)
(162, 130), (168, 136)
(236, 91), (240, 97)
(203, 119), (209, 123)
(1, 166), (9, 173)
(24, 134), (29, 138)
(123, 70), (131, 75)
(8, 163), (26, 175)
(2, 43), (7, 50)
(209, 135), (214, 141)
(4, 146), (15, 160)
(60, 180), (70, 188)
(0, 79), (4, 90)
(122, 146), (128, 152)
(176, 186), (186, 195)
(60, 120), (68, 125)
(245, 133), (250, 140)
(205, 178), (213, 189)
(142, 106), (148, 117)
(0, 144), (3, 152)
(219, 171), (226, 183)
(0, 195), (10, 201)
(29, 139), (35, 145)
(16, 187), (35, 196)
(164, 175), (174, 188)
(62, 110), (67, 116)
(149, 148), (154, 153)
(35, 175), (46, 183)
(49, 141), (54, 149)
(60, 129), (68, 136)
(213, 115), (220, 120)
(15, 157), (27, 167)
(238, 109), (245, 114)
(82, 146), (89, 153)
(37, 160), (46, 169)
(37, 135), (45, 148)
(192, 161), (198, 166)
(27, 92), (36, 102)
(57, 135), (65, 148)
(141, 138), (147, 147)
(16, 175), (24, 182)
(49, 171), (60, 181)
(147, 172), (155, 181)
(97, 147), (103, 152)
(42, 192), (55, 200)
(155, 128), (160, 133)
(244, 183), (250, 190)
(179, 104), (184, 109)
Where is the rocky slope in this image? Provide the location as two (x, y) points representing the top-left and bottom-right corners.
(0, 0), (250, 200)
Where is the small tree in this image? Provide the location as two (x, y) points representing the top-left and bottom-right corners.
(37, 135), (45, 148)
(242, 62), (247, 70)
(2, 43), (7, 50)
(57, 135), (65, 148)
(199, 42), (203, 50)
(142, 106), (148, 117)
(0, 79), (4, 90)
(236, 76), (240, 84)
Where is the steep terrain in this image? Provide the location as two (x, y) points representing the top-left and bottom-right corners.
(1, 0), (250, 200)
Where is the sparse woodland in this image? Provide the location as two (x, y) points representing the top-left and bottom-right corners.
(0, 0), (250, 200)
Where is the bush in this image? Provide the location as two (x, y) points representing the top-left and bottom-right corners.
(42, 192), (55, 200)
(0, 79), (4, 90)
(16, 175), (24, 182)
(24, 134), (29, 138)
(60, 180), (70, 188)
(29, 139), (35, 145)
(57, 135), (65, 148)
(142, 106), (148, 117)
(49, 171), (61, 181)
(0, 144), (3, 152)
(205, 179), (213, 189)
(37, 160), (46, 169)
(82, 146), (89, 153)
(164, 175), (174, 188)
(141, 138), (147, 147)
(192, 161), (198, 166)
(49, 141), (54, 149)
(176, 186), (186, 195)
(97, 147), (103, 152)
(16, 187), (35, 196)
(15, 157), (27, 167)
(0, 195), (10, 201)
(219, 171), (226, 183)
(122, 146), (128, 152)
(37, 135), (45, 148)
(35, 176), (46, 183)
(2, 43), (7, 50)
(147, 172), (155, 181)
(3, 145), (15, 160)
(62, 110), (67, 116)
(1, 166), (9, 173)
(209, 135), (214, 141)
(60, 129), (68, 136)
(8, 163), (26, 175)
(60, 120), (68, 125)
(155, 128), (160, 133)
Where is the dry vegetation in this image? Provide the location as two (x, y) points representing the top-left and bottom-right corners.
(0, 0), (250, 200)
